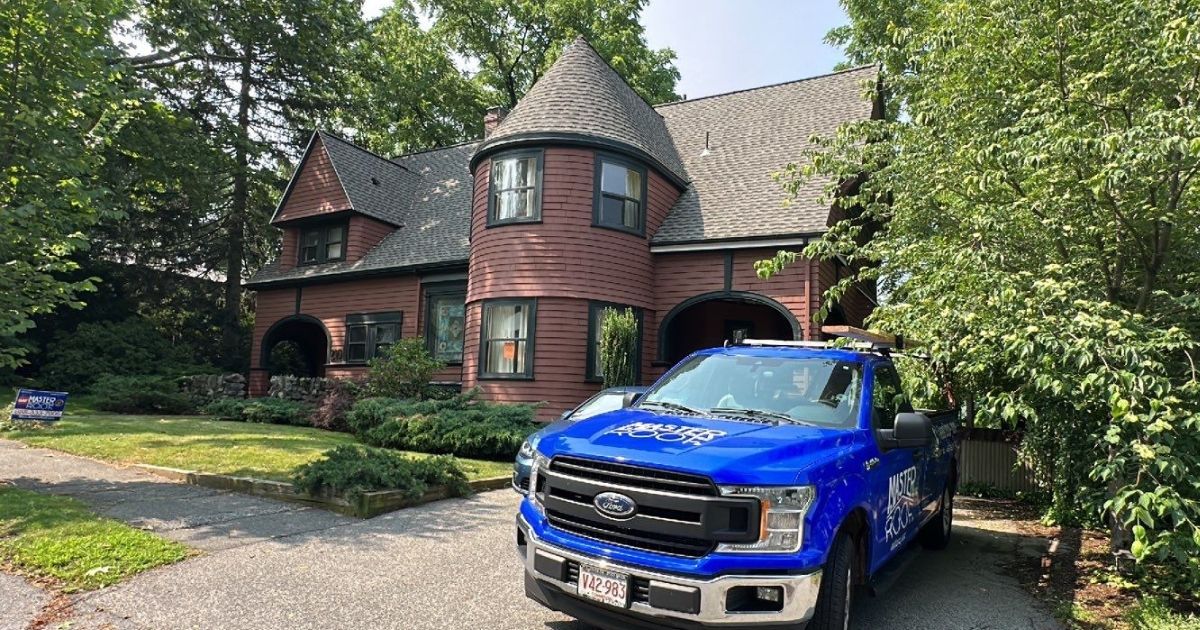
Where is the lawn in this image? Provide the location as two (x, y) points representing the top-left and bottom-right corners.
(0, 487), (188, 591)
(6, 414), (512, 482)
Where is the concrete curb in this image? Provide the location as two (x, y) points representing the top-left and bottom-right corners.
(133, 464), (512, 518)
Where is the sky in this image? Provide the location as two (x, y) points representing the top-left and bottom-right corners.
(360, 0), (849, 101)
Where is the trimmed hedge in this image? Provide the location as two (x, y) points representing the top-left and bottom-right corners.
(201, 398), (312, 426)
(291, 445), (470, 500)
(350, 391), (539, 460)
(90, 375), (195, 414)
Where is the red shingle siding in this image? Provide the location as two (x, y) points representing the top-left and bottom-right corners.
(463, 147), (681, 416)
(279, 228), (298, 271)
(251, 288), (298, 370)
(274, 137), (351, 223)
(346, 214), (393, 261)
(300, 276), (421, 353)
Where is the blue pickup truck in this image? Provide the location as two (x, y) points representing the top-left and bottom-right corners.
(516, 338), (959, 629)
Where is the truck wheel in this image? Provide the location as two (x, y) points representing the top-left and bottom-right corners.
(920, 484), (953, 550)
(808, 532), (854, 630)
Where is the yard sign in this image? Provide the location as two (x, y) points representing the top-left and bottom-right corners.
(11, 388), (69, 422)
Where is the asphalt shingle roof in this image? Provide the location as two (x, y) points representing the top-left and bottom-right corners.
(651, 65), (879, 243)
(317, 131), (420, 226)
(247, 43), (878, 288)
(472, 37), (687, 184)
(246, 142), (474, 287)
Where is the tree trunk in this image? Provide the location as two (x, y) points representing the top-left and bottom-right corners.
(220, 45), (253, 370)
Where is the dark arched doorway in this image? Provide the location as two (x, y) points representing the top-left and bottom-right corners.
(658, 292), (800, 364)
(260, 315), (329, 377)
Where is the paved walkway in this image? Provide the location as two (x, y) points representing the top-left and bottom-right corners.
(0, 439), (1061, 630)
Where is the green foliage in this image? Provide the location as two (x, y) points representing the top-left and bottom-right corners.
(354, 391), (539, 460)
(766, 0), (1200, 589)
(422, 0), (680, 107)
(200, 397), (311, 426)
(267, 340), (309, 377)
(0, 0), (138, 369)
(37, 317), (198, 392)
(90, 375), (195, 415)
(0, 487), (188, 591)
(290, 444), (470, 501)
(365, 338), (445, 399)
(1125, 597), (1200, 630)
(599, 307), (638, 387)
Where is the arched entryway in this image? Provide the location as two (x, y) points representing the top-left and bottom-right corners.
(658, 292), (800, 364)
(260, 315), (330, 377)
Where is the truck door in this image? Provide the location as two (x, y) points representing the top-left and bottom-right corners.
(867, 362), (926, 567)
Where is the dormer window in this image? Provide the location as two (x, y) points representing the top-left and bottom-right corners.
(488, 150), (542, 225)
(593, 154), (646, 235)
(299, 222), (347, 265)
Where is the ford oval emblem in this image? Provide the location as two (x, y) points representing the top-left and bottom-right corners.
(593, 492), (637, 520)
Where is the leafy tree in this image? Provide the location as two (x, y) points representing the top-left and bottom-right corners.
(0, 0), (137, 369)
(422, 0), (681, 107)
(38, 317), (200, 392)
(335, 2), (486, 156)
(761, 0), (1200, 586)
(130, 0), (367, 369)
(599, 307), (638, 387)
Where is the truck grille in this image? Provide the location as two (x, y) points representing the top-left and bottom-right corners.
(538, 456), (759, 558)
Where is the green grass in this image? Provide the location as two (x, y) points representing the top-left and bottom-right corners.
(6, 414), (512, 482)
(0, 487), (188, 591)
(1126, 598), (1200, 630)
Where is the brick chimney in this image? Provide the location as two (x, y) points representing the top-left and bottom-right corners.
(483, 106), (509, 137)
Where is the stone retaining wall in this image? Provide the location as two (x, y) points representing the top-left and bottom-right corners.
(268, 375), (334, 404)
(179, 373), (246, 402)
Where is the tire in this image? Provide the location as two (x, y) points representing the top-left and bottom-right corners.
(808, 532), (855, 630)
(920, 483), (954, 550)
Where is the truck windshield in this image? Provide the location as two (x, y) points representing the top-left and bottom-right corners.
(638, 354), (863, 428)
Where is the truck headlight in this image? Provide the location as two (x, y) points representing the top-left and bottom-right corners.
(518, 437), (537, 460)
(527, 452), (550, 511)
(715, 486), (815, 553)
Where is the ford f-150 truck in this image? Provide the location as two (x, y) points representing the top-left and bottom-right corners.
(516, 336), (959, 629)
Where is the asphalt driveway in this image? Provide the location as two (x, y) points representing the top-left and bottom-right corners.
(1, 441), (1060, 630)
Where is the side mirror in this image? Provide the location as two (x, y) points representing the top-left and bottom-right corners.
(621, 391), (640, 408)
(880, 412), (933, 450)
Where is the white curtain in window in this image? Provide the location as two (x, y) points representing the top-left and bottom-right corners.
(485, 304), (528, 373)
(493, 157), (536, 220)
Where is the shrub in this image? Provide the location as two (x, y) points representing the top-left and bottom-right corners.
(90, 375), (195, 414)
(359, 392), (539, 460)
(240, 399), (311, 426)
(201, 398), (248, 420)
(290, 445), (470, 500)
(365, 338), (444, 399)
(38, 317), (203, 392)
(309, 380), (358, 432)
(346, 397), (408, 435)
(599, 307), (639, 387)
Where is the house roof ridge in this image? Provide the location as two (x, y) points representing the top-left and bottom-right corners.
(390, 137), (480, 161)
(654, 63), (879, 109)
(318, 130), (414, 173)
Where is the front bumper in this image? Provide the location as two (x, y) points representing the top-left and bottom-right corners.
(518, 515), (822, 629)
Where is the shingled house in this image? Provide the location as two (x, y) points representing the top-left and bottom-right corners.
(245, 38), (881, 417)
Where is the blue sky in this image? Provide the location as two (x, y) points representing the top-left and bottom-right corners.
(361, 0), (849, 100)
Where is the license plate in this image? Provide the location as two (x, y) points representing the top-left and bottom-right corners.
(577, 565), (629, 608)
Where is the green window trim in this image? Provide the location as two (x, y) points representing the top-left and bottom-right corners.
(592, 152), (648, 236)
(478, 298), (537, 380)
(585, 301), (644, 383)
(424, 284), (467, 365)
(342, 311), (402, 364)
(486, 150), (544, 226)
(298, 221), (348, 265)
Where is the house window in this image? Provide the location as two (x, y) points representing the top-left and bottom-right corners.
(488, 151), (542, 225)
(425, 287), (466, 364)
(479, 299), (536, 378)
(343, 312), (402, 363)
(586, 302), (643, 382)
(299, 223), (347, 265)
(593, 155), (646, 234)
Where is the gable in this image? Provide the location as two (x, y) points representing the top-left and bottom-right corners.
(274, 135), (352, 223)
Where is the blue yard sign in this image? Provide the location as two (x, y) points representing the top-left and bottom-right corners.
(11, 388), (69, 422)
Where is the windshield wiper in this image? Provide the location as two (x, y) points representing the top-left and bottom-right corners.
(639, 400), (707, 416)
(708, 407), (815, 426)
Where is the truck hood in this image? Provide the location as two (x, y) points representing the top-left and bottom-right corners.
(536, 408), (860, 486)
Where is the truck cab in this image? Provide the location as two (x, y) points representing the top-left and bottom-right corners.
(516, 338), (959, 629)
